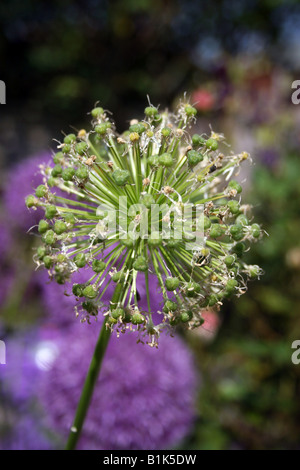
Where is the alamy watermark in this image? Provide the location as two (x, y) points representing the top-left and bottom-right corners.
(95, 197), (205, 252)
(291, 340), (300, 365)
(0, 80), (6, 104)
(0, 340), (6, 364)
(291, 80), (300, 105)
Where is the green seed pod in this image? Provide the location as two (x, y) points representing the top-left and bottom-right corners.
(75, 166), (89, 180)
(133, 255), (148, 272)
(203, 216), (211, 230)
(54, 220), (67, 235)
(228, 200), (240, 215)
(232, 242), (246, 258)
(64, 213), (76, 226)
(111, 307), (125, 320)
(106, 316), (118, 325)
(62, 144), (71, 154)
(53, 152), (64, 164)
(236, 214), (248, 226)
(43, 255), (53, 269)
(75, 142), (89, 155)
(25, 195), (37, 208)
(51, 164), (63, 177)
(163, 300), (178, 313)
(82, 300), (96, 314)
(185, 105), (197, 117)
(120, 237), (134, 248)
(144, 106), (158, 117)
(230, 224), (244, 241)
(148, 231), (161, 247)
(72, 283), (84, 297)
(91, 107), (104, 118)
(187, 150), (203, 167)
(112, 169), (130, 186)
(158, 153), (173, 167)
(38, 219), (49, 234)
(74, 253), (87, 268)
(82, 285), (98, 299)
(147, 155), (159, 167)
(225, 279), (238, 296)
(210, 223), (225, 239)
(224, 255), (236, 267)
(112, 271), (126, 283)
(169, 315), (180, 326)
(165, 277), (180, 291)
(192, 134), (205, 146)
(228, 180), (242, 194)
(185, 281), (201, 298)
(37, 246), (46, 259)
(131, 312), (145, 325)
(139, 193), (155, 209)
(56, 254), (66, 263)
(161, 127), (171, 137)
(251, 223), (261, 238)
(55, 273), (66, 285)
(62, 167), (75, 181)
(92, 259), (106, 273)
(47, 177), (57, 187)
(95, 123), (111, 135)
(248, 265), (261, 279)
(130, 132), (140, 142)
(45, 205), (58, 219)
(205, 138), (218, 150)
(64, 133), (76, 144)
(180, 310), (193, 323)
(129, 123), (146, 134)
(208, 294), (219, 306)
(153, 113), (162, 125)
(43, 229), (56, 245)
(35, 185), (48, 198)
(166, 238), (181, 249)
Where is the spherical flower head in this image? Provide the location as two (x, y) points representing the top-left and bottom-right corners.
(4, 152), (53, 232)
(38, 322), (198, 450)
(27, 100), (263, 345)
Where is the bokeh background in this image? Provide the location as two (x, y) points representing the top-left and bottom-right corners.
(1, 0), (300, 450)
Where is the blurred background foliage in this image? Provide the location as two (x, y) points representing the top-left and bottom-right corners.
(1, 0), (300, 450)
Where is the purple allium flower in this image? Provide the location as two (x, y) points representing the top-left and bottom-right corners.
(1, 320), (197, 450)
(257, 147), (279, 168)
(0, 223), (14, 306)
(0, 267), (14, 307)
(0, 222), (11, 259)
(0, 327), (60, 404)
(3, 152), (52, 232)
(38, 322), (198, 450)
(0, 415), (52, 450)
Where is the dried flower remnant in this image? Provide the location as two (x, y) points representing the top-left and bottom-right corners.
(26, 100), (263, 346)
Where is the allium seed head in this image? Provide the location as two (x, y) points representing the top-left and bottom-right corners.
(27, 99), (262, 346)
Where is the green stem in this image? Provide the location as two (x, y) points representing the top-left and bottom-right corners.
(65, 282), (123, 450)
(65, 320), (111, 450)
